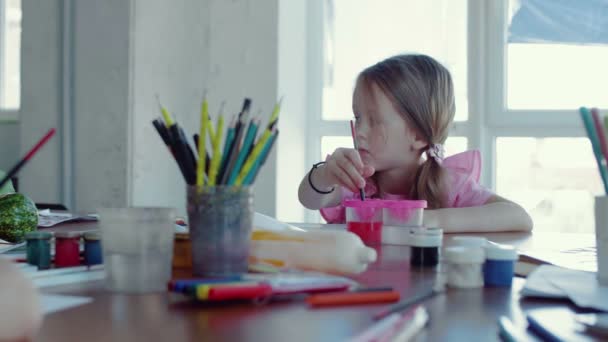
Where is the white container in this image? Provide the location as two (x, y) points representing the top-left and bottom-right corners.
(250, 228), (377, 275)
(595, 196), (608, 285)
(443, 246), (485, 288)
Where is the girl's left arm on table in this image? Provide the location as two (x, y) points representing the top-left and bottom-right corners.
(423, 195), (533, 233)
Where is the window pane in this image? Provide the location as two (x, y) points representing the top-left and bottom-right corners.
(496, 137), (603, 233)
(323, 0), (468, 121)
(444, 137), (468, 157)
(321, 136), (468, 161)
(1, 0), (21, 110)
(507, 0), (608, 109)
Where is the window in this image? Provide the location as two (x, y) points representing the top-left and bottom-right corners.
(506, 0), (608, 109)
(496, 138), (601, 233)
(0, 0), (21, 112)
(322, 0), (468, 122)
(489, 0), (608, 233)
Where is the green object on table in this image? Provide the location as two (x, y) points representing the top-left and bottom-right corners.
(0, 192), (39, 243)
(25, 231), (52, 269)
(0, 169), (14, 195)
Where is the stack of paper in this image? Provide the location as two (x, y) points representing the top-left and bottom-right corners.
(522, 265), (608, 312)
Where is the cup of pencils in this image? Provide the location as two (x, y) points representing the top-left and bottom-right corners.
(153, 95), (280, 277)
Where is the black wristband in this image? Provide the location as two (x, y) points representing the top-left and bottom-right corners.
(308, 162), (335, 194)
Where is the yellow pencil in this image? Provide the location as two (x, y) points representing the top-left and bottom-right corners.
(156, 94), (174, 127)
(234, 129), (272, 185)
(197, 96), (209, 187)
(209, 114), (224, 185)
(268, 97), (283, 126)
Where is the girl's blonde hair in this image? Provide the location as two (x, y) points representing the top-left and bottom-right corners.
(358, 54), (455, 209)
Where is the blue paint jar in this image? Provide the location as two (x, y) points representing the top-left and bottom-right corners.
(483, 244), (518, 287)
(83, 232), (103, 266)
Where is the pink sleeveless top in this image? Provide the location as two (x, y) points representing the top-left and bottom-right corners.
(320, 150), (494, 223)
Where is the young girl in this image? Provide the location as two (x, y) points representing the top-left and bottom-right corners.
(299, 54), (532, 233)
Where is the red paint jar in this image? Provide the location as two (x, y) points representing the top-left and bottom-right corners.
(343, 199), (384, 246)
(54, 231), (82, 267)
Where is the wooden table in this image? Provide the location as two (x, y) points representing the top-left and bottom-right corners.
(35, 223), (599, 341)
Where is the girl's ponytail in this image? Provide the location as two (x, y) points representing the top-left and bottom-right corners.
(411, 146), (446, 209)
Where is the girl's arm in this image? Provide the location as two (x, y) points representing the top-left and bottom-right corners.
(298, 163), (343, 210)
(423, 195), (533, 233)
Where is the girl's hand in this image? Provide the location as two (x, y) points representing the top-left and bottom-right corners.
(321, 148), (375, 193)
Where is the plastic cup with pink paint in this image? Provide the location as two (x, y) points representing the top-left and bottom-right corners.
(343, 199), (384, 246)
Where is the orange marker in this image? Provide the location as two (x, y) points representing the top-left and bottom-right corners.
(307, 291), (400, 307)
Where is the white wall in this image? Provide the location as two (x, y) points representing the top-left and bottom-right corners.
(0, 122), (18, 171)
(72, 0), (131, 211)
(276, 0), (308, 222)
(130, 0), (208, 213)
(20, 0), (63, 205)
(205, 0), (279, 217)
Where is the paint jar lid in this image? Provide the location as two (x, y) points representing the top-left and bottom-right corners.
(484, 244), (518, 261)
(444, 246), (485, 264)
(382, 199), (427, 209)
(451, 236), (488, 248)
(25, 231), (52, 240)
(408, 229), (443, 247)
(54, 231), (82, 239)
(83, 231), (101, 241)
(174, 232), (190, 241)
(343, 199), (385, 208)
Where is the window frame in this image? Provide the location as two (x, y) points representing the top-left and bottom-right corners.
(0, 0), (19, 120)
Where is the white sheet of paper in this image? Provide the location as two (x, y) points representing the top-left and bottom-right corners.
(521, 265), (590, 299)
(40, 294), (93, 315)
(551, 276), (608, 312)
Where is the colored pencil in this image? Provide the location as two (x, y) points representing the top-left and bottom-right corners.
(0, 128), (57, 190)
(350, 120), (366, 200)
(579, 107), (608, 194)
(227, 118), (260, 185)
(220, 115), (249, 184)
(197, 96), (209, 186)
(243, 130), (278, 185)
(208, 113), (225, 185)
(591, 108), (608, 166)
(234, 126), (274, 185)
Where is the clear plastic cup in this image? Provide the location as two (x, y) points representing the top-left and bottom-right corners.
(187, 186), (253, 277)
(98, 207), (175, 293)
(382, 200), (427, 245)
(343, 199), (384, 246)
(382, 200), (427, 226)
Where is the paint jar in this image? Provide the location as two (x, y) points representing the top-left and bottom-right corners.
(172, 232), (192, 271)
(483, 244), (518, 287)
(443, 246), (485, 288)
(98, 207), (176, 293)
(187, 186), (253, 277)
(409, 228), (443, 268)
(381, 200), (427, 245)
(83, 232), (103, 266)
(343, 199), (384, 246)
(54, 231), (82, 267)
(25, 231), (52, 270)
